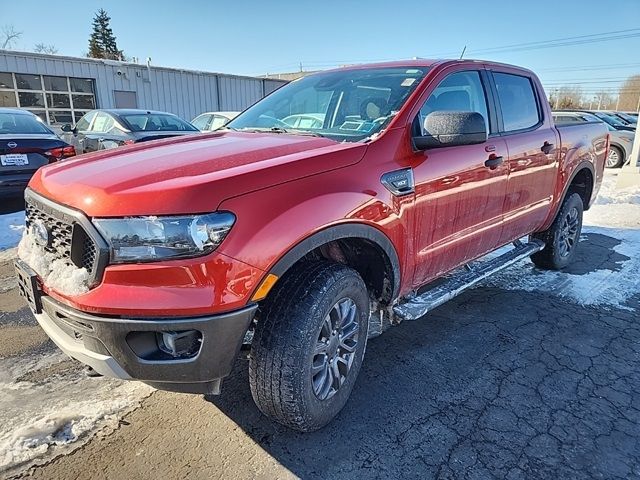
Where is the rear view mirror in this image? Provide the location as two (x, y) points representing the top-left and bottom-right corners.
(60, 124), (74, 133)
(413, 111), (487, 150)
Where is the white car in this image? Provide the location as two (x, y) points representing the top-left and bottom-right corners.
(191, 111), (240, 132)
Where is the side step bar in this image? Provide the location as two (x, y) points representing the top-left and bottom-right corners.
(393, 239), (545, 321)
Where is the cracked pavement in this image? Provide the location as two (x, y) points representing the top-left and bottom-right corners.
(2, 229), (639, 479)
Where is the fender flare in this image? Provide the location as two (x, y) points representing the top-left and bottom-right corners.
(263, 223), (401, 301)
(564, 160), (595, 206)
(543, 160), (595, 230)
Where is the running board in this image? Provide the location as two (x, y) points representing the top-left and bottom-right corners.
(393, 239), (545, 321)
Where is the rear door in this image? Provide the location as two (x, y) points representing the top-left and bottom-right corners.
(489, 69), (559, 241)
(409, 68), (509, 286)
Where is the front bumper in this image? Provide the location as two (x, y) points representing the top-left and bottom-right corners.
(35, 295), (257, 394)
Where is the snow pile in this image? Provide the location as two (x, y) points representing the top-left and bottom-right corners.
(0, 211), (25, 250)
(18, 231), (90, 296)
(584, 172), (640, 229)
(0, 352), (153, 474)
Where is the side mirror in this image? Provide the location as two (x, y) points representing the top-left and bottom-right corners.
(413, 111), (487, 150)
(60, 124), (75, 133)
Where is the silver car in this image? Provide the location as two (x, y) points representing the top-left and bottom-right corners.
(191, 111), (240, 132)
(553, 112), (635, 168)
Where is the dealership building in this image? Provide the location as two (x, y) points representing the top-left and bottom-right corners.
(0, 50), (286, 126)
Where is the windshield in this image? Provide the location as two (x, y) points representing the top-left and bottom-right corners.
(227, 67), (429, 142)
(0, 112), (52, 134)
(120, 113), (198, 132)
(593, 112), (626, 127)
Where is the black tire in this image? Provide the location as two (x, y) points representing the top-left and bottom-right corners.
(606, 146), (624, 169)
(249, 261), (369, 432)
(531, 193), (584, 270)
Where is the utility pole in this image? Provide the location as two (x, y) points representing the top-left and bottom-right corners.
(617, 112), (640, 188)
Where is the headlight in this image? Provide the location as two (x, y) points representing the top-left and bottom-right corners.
(93, 212), (235, 263)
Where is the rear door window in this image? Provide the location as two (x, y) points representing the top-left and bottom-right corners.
(494, 73), (540, 132)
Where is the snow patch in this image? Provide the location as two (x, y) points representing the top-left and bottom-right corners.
(0, 211), (25, 250)
(17, 231), (90, 296)
(0, 352), (153, 474)
(482, 226), (640, 309)
(481, 171), (640, 308)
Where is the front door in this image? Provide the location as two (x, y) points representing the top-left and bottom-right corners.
(409, 69), (509, 287)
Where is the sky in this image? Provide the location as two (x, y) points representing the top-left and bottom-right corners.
(3, 0), (640, 101)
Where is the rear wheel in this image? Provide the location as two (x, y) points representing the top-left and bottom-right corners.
(249, 261), (369, 432)
(531, 193), (583, 270)
(606, 146), (624, 168)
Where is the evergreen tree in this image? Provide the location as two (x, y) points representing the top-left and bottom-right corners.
(87, 9), (124, 60)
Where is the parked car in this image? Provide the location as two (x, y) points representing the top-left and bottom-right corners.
(558, 109), (635, 132)
(603, 110), (638, 127)
(16, 60), (607, 432)
(191, 111), (240, 132)
(553, 111), (634, 168)
(61, 109), (199, 153)
(0, 108), (75, 197)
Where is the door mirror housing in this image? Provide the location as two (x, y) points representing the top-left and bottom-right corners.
(413, 111), (487, 150)
(60, 124), (75, 133)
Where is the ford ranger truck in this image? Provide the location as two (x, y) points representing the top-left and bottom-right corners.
(15, 60), (608, 432)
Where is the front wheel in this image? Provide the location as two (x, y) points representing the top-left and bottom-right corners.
(249, 261), (369, 432)
(531, 193), (584, 270)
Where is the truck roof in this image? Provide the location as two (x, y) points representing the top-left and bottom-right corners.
(322, 59), (534, 73)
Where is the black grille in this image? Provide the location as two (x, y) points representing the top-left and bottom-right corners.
(81, 235), (98, 270)
(24, 192), (107, 287)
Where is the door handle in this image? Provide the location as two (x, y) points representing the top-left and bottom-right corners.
(484, 156), (504, 169)
(541, 141), (554, 154)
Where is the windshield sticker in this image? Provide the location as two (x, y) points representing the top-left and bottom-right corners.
(401, 78), (417, 87)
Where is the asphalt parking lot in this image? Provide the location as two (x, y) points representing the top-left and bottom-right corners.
(1, 221), (639, 479)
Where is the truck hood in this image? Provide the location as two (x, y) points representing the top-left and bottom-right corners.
(29, 131), (367, 216)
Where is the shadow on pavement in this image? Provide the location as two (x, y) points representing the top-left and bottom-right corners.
(206, 287), (639, 479)
(564, 232), (629, 275)
(205, 232), (640, 478)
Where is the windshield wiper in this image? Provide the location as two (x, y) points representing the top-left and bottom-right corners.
(233, 126), (325, 137)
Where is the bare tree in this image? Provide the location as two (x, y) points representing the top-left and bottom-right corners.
(617, 75), (640, 112)
(34, 43), (58, 54)
(1, 25), (22, 49)
(593, 91), (615, 110)
(549, 86), (584, 109)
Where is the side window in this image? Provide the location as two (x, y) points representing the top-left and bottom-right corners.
(91, 112), (114, 133)
(75, 111), (96, 131)
(494, 73), (540, 132)
(209, 115), (228, 130)
(191, 114), (211, 131)
(419, 71), (489, 134)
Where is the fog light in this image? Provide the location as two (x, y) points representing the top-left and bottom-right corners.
(157, 330), (202, 358)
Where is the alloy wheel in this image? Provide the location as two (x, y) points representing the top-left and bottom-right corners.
(557, 206), (580, 257)
(311, 297), (360, 401)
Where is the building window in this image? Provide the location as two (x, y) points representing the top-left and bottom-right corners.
(0, 72), (97, 125)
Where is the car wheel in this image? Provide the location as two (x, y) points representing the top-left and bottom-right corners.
(249, 261), (369, 432)
(606, 146), (624, 168)
(531, 192), (583, 270)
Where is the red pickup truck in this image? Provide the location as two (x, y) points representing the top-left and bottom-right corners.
(15, 59), (607, 432)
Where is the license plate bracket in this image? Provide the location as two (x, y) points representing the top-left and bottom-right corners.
(14, 259), (42, 314)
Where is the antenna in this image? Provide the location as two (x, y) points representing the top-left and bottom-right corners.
(459, 46), (467, 59)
